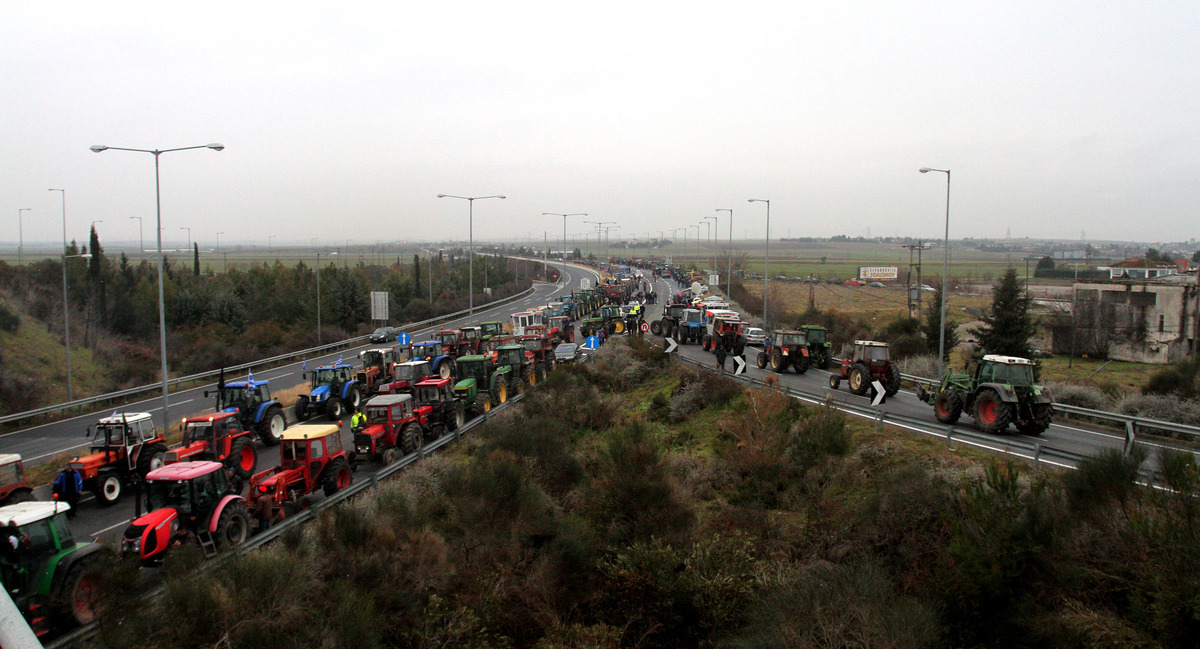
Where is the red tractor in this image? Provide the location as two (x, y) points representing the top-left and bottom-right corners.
(436, 329), (464, 357)
(828, 340), (902, 398)
(457, 326), (485, 355)
(121, 461), (251, 564)
(378, 359), (434, 396)
(412, 378), (465, 439)
(547, 315), (574, 343)
(248, 424), (352, 519)
(61, 412), (167, 507)
(166, 412), (259, 479)
(0, 454), (34, 505)
(518, 332), (555, 381)
(702, 316), (748, 355)
(357, 347), (403, 396)
(351, 394), (425, 467)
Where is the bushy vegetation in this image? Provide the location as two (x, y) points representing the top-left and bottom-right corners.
(88, 338), (1200, 649)
(1143, 356), (1200, 400)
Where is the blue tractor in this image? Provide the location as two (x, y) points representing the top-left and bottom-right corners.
(207, 375), (288, 445)
(676, 308), (705, 344)
(295, 363), (363, 421)
(411, 340), (457, 380)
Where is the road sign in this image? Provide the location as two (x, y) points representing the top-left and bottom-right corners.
(370, 291), (389, 321)
(664, 338), (678, 353)
(397, 332), (411, 345)
(709, 274), (720, 286)
(584, 335), (600, 349)
(581, 278), (591, 289)
(640, 321), (650, 333)
(871, 380), (887, 406)
(733, 355), (746, 375)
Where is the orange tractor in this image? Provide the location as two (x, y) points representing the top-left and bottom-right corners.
(60, 412), (167, 506)
(248, 424), (352, 518)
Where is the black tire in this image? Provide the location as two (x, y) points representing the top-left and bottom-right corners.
(817, 351), (831, 370)
(227, 438), (258, 479)
(733, 337), (746, 356)
(215, 501), (250, 549)
(650, 320), (663, 336)
(400, 422), (422, 453)
(137, 443), (167, 477)
(492, 376), (508, 404)
(934, 390), (963, 424)
(702, 334), (712, 351)
(664, 321), (676, 339)
(849, 362), (871, 396)
(537, 364), (548, 382)
(510, 374), (525, 396)
(294, 396), (311, 422)
(476, 393), (492, 414)
(57, 559), (97, 627)
(829, 375), (841, 390)
(973, 388), (1013, 434)
(523, 365), (535, 387)
(345, 385), (362, 412)
(260, 406), (286, 445)
(756, 352), (768, 369)
(322, 458), (352, 496)
(769, 350), (786, 373)
(226, 473), (244, 496)
(382, 447), (402, 465)
(450, 404), (465, 431)
(884, 364), (902, 397)
(1018, 404), (1053, 436)
(326, 396), (345, 420)
(793, 355), (810, 374)
(94, 472), (123, 506)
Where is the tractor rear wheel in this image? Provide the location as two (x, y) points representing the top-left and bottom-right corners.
(769, 350), (786, 373)
(664, 322), (676, 339)
(261, 406), (286, 445)
(228, 439), (257, 478)
(322, 458), (352, 496)
(294, 396), (311, 422)
(849, 362), (871, 396)
(1018, 404), (1052, 436)
(536, 363), (548, 382)
(650, 320), (663, 336)
(137, 443), (167, 477)
(613, 321), (624, 334)
(477, 393), (492, 414)
(382, 447), (402, 465)
(733, 336), (746, 356)
(94, 471), (124, 506)
(436, 359), (454, 380)
(793, 355), (810, 374)
(215, 501), (250, 549)
(400, 422), (422, 453)
(757, 352), (768, 369)
(934, 390), (963, 424)
(816, 350), (830, 370)
(974, 389), (1013, 433)
(885, 364), (902, 397)
(701, 334), (712, 351)
(524, 365), (536, 386)
(58, 559), (97, 626)
(493, 377), (508, 404)
(326, 397), (345, 420)
(450, 404), (465, 431)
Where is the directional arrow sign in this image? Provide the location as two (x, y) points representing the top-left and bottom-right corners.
(584, 335), (601, 350)
(871, 380), (887, 406)
(397, 332), (411, 345)
(665, 338), (678, 353)
(734, 355), (747, 375)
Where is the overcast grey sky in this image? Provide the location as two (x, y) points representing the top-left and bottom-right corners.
(3, 2), (1198, 250)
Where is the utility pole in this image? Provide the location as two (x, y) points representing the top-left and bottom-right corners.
(902, 241), (929, 319)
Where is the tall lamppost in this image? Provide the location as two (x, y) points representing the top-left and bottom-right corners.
(17, 208), (29, 266)
(704, 215), (717, 272)
(543, 212), (586, 267)
(689, 225), (700, 270)
(716, 208), (733, 297)
(90, 142), (224, 432)
(129, 216), (143, 255)
(437, 194), (506, 319)
(919, 167), (951, 376)
(584, 220), (614, 267)
(748, 199), (770, 328)
(48, 188), (76, 400)
(91, 220), (104, 233)
(315, 251), (337, 343)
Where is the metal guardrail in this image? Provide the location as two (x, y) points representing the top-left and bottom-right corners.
(46, 391), (525, 649)
(1, 286), (538, 428)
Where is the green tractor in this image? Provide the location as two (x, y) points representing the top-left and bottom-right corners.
(453, 354), (511, 415)
(1, 502), (102, 639)
(495, 344), (536, 391)
(480, 321), (506, 342)
(798, 324), (832, 369)
(578, 316), (605, 338)
(916, 354), (1054, 435)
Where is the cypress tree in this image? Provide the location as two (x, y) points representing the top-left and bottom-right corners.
(970, 268), (1035, 357)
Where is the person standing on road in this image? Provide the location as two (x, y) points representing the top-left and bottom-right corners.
(715, 346), (728, 373)
(52, 467), (83, 517)
(350, 409), (366, 434)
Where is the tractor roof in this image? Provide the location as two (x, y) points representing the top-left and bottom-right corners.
(316, 364), (354, 370)
(460, 325), (481, 331)
(0, 501), (70, 526)
(457, 354), (489, 362)
(773, 329), (803, 334)
(97, 412), (153, 425)
(365, 393), (412, 407)
(853, 340), (889, 347)
(145, 461), (224, 482)
(415, 377), (451, 388)
(281, 424), (341, 441)
(982, 354), (1035, 365)
(185, 411), (238, 423)
(0, 453), (21, 466)
(497, 344), (524, 351)
(414, 340), (440, 346)
(800, 324), (827, 330)
(225, 380), (268, 388)
(396, 360), (430, 367)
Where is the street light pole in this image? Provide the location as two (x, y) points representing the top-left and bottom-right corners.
(748, 199), (770, 328)
(315, 251), (337, 343)
(129, 216), (143, 255)
(437, 194), (506, 319)
(919, 167), (951, 376)
(17, 209), (29, 266)
(90, 142), (224, 432)
(180, 227), (191, 252)
(704, 215), (717, 272)
(716, 209), (733, 297)
(48, 188), (76, 401)
(543, 212), (587, 267)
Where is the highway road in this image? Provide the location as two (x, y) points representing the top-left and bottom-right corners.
(1, 261), (602, 544)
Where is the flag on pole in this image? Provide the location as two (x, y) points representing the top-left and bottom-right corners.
(247, 369), (254, 385)
(336, 355), (343, 366)
(302, 359), (307, 372)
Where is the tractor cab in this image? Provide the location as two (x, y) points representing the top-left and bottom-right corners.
(180, 412), (240, 448)
(382, 359), (434, 395)
(547, 315), (572, 342)
(682, 309), (703, 325)
(411, 341), (442, 362)
(456, 355), (493, 385)
(248, 424), (351, 517)
(851, 340), (891, 366)
(278, 425), (344, 469)
(771, 330), (807, 348)
(800, 325), (827, 347)
(125, 461), (249, 564)
(0, 455), (32, 506)
(360, 348), (400, 372)
(413, 377), (464, 433)
(972, 355), (1037, 387)
(436, 329), (462, 356)
(353, 393), (423, 463)
(495, 344), (529, 371)
(86, 412), (156, 458)
(217, 381), (272, 413)
(459, 326), (483, 354)
(392, 341), (414, 363)
(480, 321), (505, 339)
(364, 394), (414, 426)
(511, 311), (541, 336)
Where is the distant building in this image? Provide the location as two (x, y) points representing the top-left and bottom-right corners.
(1055, 273), (1200, 363)
(1095, 258), (1180, 280)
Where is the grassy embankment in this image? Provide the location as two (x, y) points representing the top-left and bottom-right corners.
(81, 337), (1200, 649)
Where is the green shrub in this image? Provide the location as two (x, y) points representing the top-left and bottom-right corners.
(0, 300), (19, 331)
(1143, 357), (1200, 399)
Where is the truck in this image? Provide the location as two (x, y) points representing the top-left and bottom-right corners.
(915, 355), (1054, 435)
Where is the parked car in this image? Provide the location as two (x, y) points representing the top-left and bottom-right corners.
(1030, 349), (1053, 359)
(867, 281), (887, 288)
(744, 327), (767, 346)
(844, 280), (863, 286)
(826, 277), (841, 284)
(369, 326), (397, 343)
(554, 343), (581, 364)
(920, 284), (937, 293)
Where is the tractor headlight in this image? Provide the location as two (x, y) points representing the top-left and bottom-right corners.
(313, 393), (325, 402)
(123, 538), (140, 553)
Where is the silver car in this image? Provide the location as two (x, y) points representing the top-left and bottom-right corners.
(744, 327), (766, 346)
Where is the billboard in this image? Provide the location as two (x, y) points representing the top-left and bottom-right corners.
(858, 266), (899, 280)
(370, 291), (389, 321)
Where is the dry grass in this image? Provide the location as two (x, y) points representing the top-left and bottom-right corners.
(271, 381), (311, 408)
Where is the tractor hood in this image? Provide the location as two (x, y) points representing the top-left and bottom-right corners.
(164, 442), (209, 464)
(310, 384), (331, 401)
(454, 378), (477, 392)
(124, 507), (178, 561)
(360, 423), (386, 440)
(414, 405), (435, 420)
(220, 405), (240, 415)
(69, 448), (126, 475)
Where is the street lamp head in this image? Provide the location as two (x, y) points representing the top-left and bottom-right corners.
(206, 143), (224, 151)
(90, 145), (108, 153)
(436, 194), (446, 198)
(919, 167), (932, 173)
(498, 195), (506, 200)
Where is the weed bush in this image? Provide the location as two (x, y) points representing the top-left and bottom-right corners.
(0, 300), (19, 331)
(1115, 393), (1200, 428)
(1143, 356), (1200, 399)
(1046, 381), (1112, 410)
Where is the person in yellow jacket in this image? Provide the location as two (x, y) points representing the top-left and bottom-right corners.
(350, 409), (366, 433)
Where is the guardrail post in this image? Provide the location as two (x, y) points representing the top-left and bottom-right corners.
(875, 411), (884, 431)
(1123, 421), (1137, 456)
(1033, 443), (1041, 466)
(946, 427), (954, 448)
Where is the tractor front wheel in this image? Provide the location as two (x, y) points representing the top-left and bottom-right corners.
(215, 501), (250, 549)
(326, 397), (345, 420)
(261, 406), (286, 445)
(94, 472), (124, 506)
(400, 422), (422, 453)
(346, 386), (362, 412)
(934, 390), (963, 424)
(1018, 404), (1053, 436)
(228, 439), (257, 478)
(450, 404), (465, 431)
(322, 458), (352, 496)
(974, 389), (1013, 434)
(849, 363), (871, 396)
(733, 337), (746, 356)
(294, 396), (311, 422)
(829, 375), (841, 390)
(757, 352), (768, 369)
(493, 377), (508, 404)
(650, 320), (662, 336)
(701, 334), (712, 351)
(816, 351), (830, 370)
(382, 447), (402, 465)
